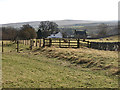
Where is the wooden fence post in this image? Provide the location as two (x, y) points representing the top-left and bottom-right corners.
(30, 39), (33, 50)
(24, 40), (26, 45)
(28, 40), (29, 45)
(25, 40), (27, 45)
(77, 38), (80, 48)
(27, 40), (28, 45)
(117, 42), (119, 51)
(49, 38), (52, 47)
(25, 40), (26, 45)
(32, 40), (35, 46)
(28, 40), (30, 45)
(2, 41), (3, 52)
(36, 39), (37, 47)
(87, 41), (90, 48)
(89, 42), (91, 48)
(24, 40), (25, 45)
(68, 39), (70, 48)
(39, 39), (41, 47)
(26, 40), (27, 45)
(17, 40), (19, 52)
(43, 38), (45, 47)
(59, 39), (61, 48)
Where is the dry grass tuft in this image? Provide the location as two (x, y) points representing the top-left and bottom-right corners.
(34, 46), (118, 75)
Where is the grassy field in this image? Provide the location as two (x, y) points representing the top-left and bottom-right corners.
(2, 43), (119, 88)
(59, 26), (84, 29)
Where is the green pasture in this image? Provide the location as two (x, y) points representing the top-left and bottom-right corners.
(2, 42), (119, 88)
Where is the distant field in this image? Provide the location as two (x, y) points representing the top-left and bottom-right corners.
(59, 26), (84, 29)
(2, 43), (119, 88)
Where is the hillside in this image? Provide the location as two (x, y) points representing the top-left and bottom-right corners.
(1, 20), (96, 28)
(1, 20), (118, 37)
(1, 20), (117, 29)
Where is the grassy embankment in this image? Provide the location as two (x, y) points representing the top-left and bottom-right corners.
(2, 42), (119, 88)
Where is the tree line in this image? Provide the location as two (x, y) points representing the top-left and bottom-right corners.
(1, 21), (59, 40)
(1, 21), (116, 40)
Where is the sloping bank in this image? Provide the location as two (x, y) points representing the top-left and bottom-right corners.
(34, 46), (119, 75)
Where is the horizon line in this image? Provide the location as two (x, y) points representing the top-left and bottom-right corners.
(1, 19), (118, 25)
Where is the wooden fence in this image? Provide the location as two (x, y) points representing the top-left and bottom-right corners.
(43, 38), (89, 48)
(1, 38), (120, 52)
(18, 38), (120, 51)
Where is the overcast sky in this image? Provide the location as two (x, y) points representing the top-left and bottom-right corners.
(0, 0), (119, 24)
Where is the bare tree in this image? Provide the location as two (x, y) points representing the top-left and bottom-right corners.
(2, 27), (18, 40)
(37, 21), (59, 38)
(19, 24), (37, 39)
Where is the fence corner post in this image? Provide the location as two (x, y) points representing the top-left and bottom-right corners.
(77, 38), (80, 48)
